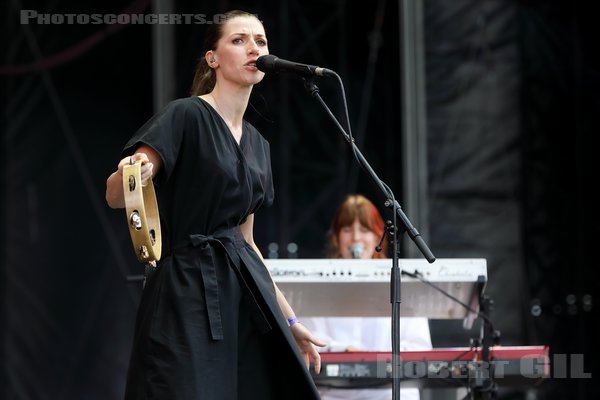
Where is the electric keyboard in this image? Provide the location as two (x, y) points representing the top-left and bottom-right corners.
(264, 258), (487, 327)
(310, 346), (550, 389)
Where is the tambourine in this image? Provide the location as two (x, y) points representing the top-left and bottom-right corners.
(122, 159), (162, 262)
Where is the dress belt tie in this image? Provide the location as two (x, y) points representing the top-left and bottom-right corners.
(180, 227), (271, 341)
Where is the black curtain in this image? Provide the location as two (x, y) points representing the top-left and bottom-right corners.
(518, 1), (597, 398)
(425, 0), (526, 348)
(2, 1), (152, 398)
(425, 0), (596, 398)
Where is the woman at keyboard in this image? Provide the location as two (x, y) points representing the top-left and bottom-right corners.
(302, 194), (432, 400)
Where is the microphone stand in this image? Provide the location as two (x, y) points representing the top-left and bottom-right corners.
(302, 77), (435, 400)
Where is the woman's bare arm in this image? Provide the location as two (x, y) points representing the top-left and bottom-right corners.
(240, 214), (326, 373)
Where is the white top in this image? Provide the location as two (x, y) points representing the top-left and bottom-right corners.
(303, 316), (432, 400)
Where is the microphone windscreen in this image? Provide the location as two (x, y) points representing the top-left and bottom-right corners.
(256, 55), (278, 72)
(349, 243), (364, 259)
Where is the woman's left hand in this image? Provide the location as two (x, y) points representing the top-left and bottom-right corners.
(290, 323), (327, 374)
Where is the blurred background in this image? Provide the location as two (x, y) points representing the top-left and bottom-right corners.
(1, 0), (597, 399)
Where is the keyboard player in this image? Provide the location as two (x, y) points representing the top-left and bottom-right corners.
(302, 195), (432, 400)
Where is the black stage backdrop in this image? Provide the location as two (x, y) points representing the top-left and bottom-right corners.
(425, 0), (526, 353)
(1, 0), (597, 399)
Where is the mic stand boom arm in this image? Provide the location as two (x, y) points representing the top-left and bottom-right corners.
(302, 77), (435, 400)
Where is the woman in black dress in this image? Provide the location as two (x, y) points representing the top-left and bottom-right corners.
(106, 10), (325, 399)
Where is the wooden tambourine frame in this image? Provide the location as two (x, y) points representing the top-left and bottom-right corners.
(122, 160), (162, 262)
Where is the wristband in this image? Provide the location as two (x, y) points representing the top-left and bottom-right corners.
(287, 316), (299, 327)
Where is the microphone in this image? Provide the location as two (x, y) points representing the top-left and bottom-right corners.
(256, 55), (335, 77)
(349, 243), (364, 259)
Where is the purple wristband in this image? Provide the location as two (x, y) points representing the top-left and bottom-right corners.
(287, 316), (299, 327)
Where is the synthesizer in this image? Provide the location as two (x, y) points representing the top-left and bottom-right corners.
(310, 346), (550, 389)
(264, 258), (487, 326)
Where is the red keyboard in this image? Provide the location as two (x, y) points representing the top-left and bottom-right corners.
(311, 346), (550, 389)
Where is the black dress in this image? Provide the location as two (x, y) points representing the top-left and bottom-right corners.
(122, 96), (320, 399)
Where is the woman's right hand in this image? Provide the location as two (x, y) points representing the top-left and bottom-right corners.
(106, 149), (159, 209)
(118, 152), (154, 184)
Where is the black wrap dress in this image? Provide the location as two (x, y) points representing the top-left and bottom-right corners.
(122, 96), (320, 399)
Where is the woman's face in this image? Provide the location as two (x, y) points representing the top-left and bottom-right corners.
(214, 16), (268, 87)
(336, 218), (379, 259)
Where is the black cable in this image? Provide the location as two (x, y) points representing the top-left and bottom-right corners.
(332, 73), (396, 204)
(402, 268), (499, 397)
(401, 268), (496, 330)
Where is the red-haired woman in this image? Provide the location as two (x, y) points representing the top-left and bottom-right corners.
(303, 194), (432, 400)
